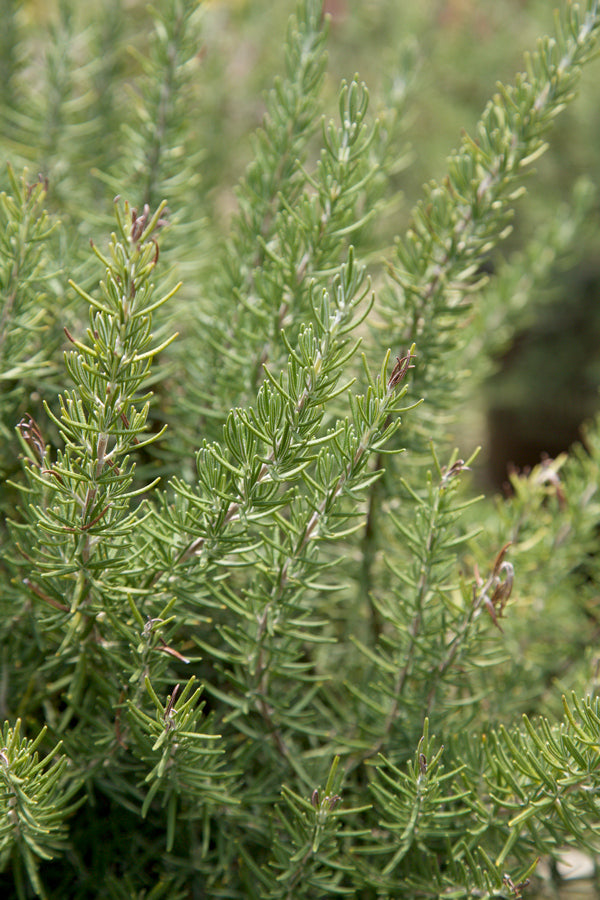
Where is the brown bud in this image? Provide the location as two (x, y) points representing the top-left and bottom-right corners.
(388, 349), (416, 389)
(17, 414), (46, 465)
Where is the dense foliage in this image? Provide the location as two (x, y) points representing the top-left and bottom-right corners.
(1, 1), (600, 897)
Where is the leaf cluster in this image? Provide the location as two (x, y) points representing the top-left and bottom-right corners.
(1, 2), (600, 898)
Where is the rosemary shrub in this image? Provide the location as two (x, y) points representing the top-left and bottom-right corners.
(1, 1), (600, 898)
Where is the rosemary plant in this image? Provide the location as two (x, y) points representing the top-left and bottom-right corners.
(1, 1), (600, 898)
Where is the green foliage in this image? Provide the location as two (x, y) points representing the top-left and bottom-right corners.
(377, 0), (600, 440)
(0, 720), (80, 900)
(1, 1), (600, 898)
(0, 165), (61, 479)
